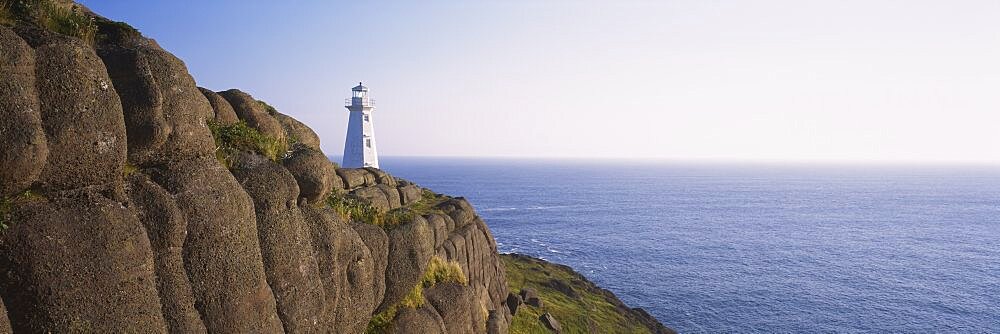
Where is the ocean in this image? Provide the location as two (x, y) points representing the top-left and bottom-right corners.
(379, 158), (1000, 333)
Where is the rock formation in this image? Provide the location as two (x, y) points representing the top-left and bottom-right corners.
(0, 2), (672, 333)
(0, 2), (508, 332)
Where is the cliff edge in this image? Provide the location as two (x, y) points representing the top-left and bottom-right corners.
(0, 1), (671, 333)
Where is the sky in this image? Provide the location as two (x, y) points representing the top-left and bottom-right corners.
(80, 0), (1000, 163)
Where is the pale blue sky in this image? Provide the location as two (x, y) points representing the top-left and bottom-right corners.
(81, 1), (1000, 162)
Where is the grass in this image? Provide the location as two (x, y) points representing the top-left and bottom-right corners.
(503, 254), (656, 334)
(208, 120), (289, 169)
(1, 189), (43, 230)
(2, 0), (96, 45)
(366, 256), (467, 333)
(325, 188), (446, 230)
(423, 255), (469, 287)
(408, 189), (447, 216)
(123, 163), (138, 177)
(325, 194), (385, 225)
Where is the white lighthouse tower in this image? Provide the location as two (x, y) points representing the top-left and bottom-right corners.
(342, 82), (379, 168)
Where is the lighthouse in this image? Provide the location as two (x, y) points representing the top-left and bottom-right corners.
(342, 82), (379, 168)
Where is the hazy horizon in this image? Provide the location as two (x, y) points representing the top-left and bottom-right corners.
(81, 0), (1000, 163)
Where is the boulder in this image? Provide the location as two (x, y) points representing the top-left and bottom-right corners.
(544, 279), (580, 299)
(0, 192), (167, 332)
(351, 186), (390, 211)
(198, 87), (239, 124)
(232, 155), (326, 333)
(438, 198), (475, 228)
(425, 283), (485, 334)
(22, 28), (126, 191)
(218, 89), (286, 142)
(274, 112), (321, 150)
(301, 206), (379, 332)
(391, 305), (447, 334)
(378, 184), (403, 209)
(0, 27), (47, 196)
(380, 216), (434, 313)
(337, 168), (374, 189)
(505, 293), (523, 316)
(126, 173), (206, 333)
(540, 313), (562, 333)
(95, 23), (216, 166)
(282, 147), (337, 204)
(152, 156), (283, 333)
(521, 288), (543, 308)
(398, 184), (423, 206)
(365, 167), (397, 187)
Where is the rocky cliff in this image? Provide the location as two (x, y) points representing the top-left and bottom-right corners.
(0, 1), (510, 332)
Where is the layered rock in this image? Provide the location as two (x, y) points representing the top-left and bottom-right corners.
(337, 170), (512, 333)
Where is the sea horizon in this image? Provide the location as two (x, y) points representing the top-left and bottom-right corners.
(376, 157), (1000, 332)
(333, 155), (1000, 168)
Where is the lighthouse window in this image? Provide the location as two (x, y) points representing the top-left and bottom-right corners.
(364, 115), (370, 122)
(366, 138), (372, 148)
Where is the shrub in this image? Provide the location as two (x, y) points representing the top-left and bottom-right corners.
(326, 194), (381, 224)
(3, 0), (97, 45)
(325, 192), (419, 229)
(365, 256), (466, 333)
(39, 1), (94, 45)
(423, 256), (468, 287)
(208, 120), (289, 168)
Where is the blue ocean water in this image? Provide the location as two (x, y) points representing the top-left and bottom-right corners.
(379, 158), (1000, 333)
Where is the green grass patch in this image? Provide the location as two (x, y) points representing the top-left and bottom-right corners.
(423, 256), (468, 287)
(325, 194), (383, 225)
(1, 189), (43, 230)
(325, 187), (447, 229)
(324, 193), (412, 229)
(407, 189), (447, 216)
(366, 256), (466, 333)
(208, 120), (289, 168)
(122, 162), (138, 177)
(2, 0), (96, 45)
(503, 254), (656, 334)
